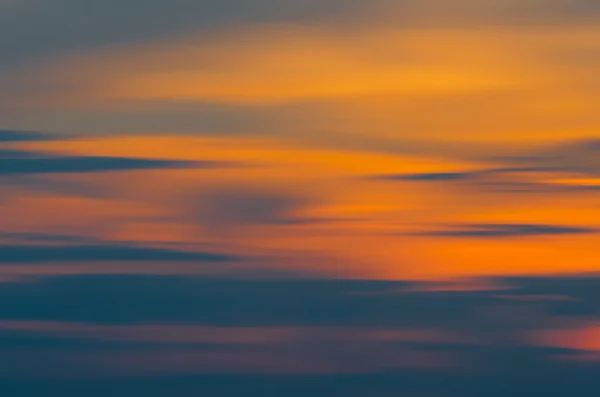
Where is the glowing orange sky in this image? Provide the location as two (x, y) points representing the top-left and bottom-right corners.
(3, 2), (600, 390)
(3, 134), (597, 281)
(1, 0), (599, 281)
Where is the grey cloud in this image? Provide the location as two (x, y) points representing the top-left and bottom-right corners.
(0, 130), (62, 142)
(0, 244), (235, 264)
(2, 273), (600, 395)
(0, 232), (100, 245)
(384, 172), (474, 182)
(0, 273), (599, 331)
(0, 0), (376, 69)
(4, 367), (600, 397)
(3, 0), (600, 71)
(0, 154), (206, 175)
(0, 149), (40, 158)
(497, 138), (600, 177)
(422, 223), (597, 238)
(0, 103), (270, 136)
(194, 188), (312, 232)
(380, 167), (554, 182)
(377, 164), (600, 195)
(418, 0), (600, 25)
(0, 174), (113, 198)
(0, 275), (415, 325)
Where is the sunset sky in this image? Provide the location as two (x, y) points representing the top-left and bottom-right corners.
(1, 1), (600, 396)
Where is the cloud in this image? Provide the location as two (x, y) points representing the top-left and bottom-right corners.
(0, 269), (596, 331)
(384, 172), (475, 182)
(422, 224), (597, 238)
(0, 320), (464, 376)
(0, 274), (459, 325)
(0, 149), (41, 158)
(4, 22), (597, 149)
(2, 0), (599, 70)
(0, 232), (100, 244)
(378, 165), (600, 195)
(383, 0), (600, 27)
(0, 154), (205, 175)
(5, 365), (600, 397)
(2, 2), (599, 147)
(0, 130), (60, 142)
(1, 274), (600, 393)
(3, 367), (600, 397)
(193, 188), (311, 234)
(2, 273), (589, 328)
(0, 0), (380, 68)
(502, 138), (600, 177)
(381, 167), (546, 182)
(0, 244), (235, 264)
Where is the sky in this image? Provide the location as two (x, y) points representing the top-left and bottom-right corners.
(1, 1), (600, 395)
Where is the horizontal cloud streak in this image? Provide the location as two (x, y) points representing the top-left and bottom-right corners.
(0, 0), (379, 68)
(421, 224), (597, 238)
(0, 155), (202, 175)
(0, 244), (235, 264)
(1, 274), (598, 326)
(192, 188), (312, 236)
(0, 130), (61, 142)
(2, 0), (600, 69)
(502, 139), (600, 177)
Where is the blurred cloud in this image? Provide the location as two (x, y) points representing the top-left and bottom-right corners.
(1, 273), (597, 327)
(502, 139), (600, 177)
(0, 130), (61, 142)
(1, 1), (599, 147)
(0, 155), (201, 175)
(192, 188), (312, 236)
(380, 167), (545, 183)
(0, 0), (381, 68)
(392, 172), (474, 182)
(3, 368), (600, 397)
(2, 0), (600, 70)
(1, 273), (600, 393)
(0, 244), (235, 264)
(0, 232), (100, 244)
(379, 162), (600, 195)
(421, 224), (597, 238)
(0, 136), (214, 175)
(0, 275), (412, 325)
(0, 149), (41, 158)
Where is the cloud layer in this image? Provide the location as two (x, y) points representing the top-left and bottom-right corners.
(2, 1), (600, 394)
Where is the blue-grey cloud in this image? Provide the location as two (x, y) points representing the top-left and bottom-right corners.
(378, 164), (600, 195)
(0, 275), (462, 325)
(194, 188), (312, 232)
(0, 148), (41, 158)
(379, 167), (551, 183)
(422, 223), (597, 238)
(0, 155), (206, 175)
(0, 0), (377, 69)
(3, 366), (600, 397)
(385, 172), (475, 182)
(497, 138), (600, 177)
(0, 232), (100, 245)
(3, 0), (600, 71)
(0, 244), (235, 264)
(3, 273), (597, 327)
(4, 364), (600, 397)
(1, 274), (600, 394)
(0, 130), (61, 142)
